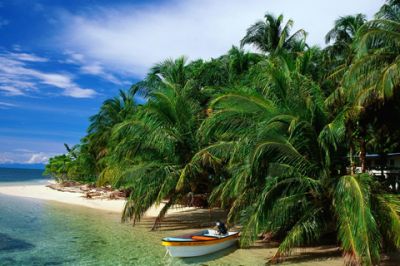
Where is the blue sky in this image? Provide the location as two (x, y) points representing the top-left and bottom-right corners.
(0, 0), (384, 164)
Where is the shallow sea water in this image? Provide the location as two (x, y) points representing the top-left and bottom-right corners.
(0, 193), (270, 266)
(0, 168), (268, 265)
(0, 194), (167, 265)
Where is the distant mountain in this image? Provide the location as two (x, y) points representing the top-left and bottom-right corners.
(0, 163), (46, 170)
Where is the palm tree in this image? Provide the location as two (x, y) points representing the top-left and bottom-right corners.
(44, 154), (72, 182)
(226, 46), (262, 81)
(240, 13), (306, 55)
(131, 57), (189, 96)
(349, 19), (400, 102)
(86, 90), (137, 174)
(180, 56), (400, 265)
(44, 143), (96, 182)
(339, 6), (400, 172)
(376, 0), (400, 21)
(43, 4), (400, 264)
(107, 58), (211, 229)
(323, 14), (367, 86)
(325, 14), (367, 46)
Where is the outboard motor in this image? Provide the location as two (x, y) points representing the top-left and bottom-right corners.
(216, 221), (228, 235)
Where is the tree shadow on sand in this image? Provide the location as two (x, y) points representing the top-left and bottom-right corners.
(141, 208), (227, 231)
(265, 245), (400, 265)
(265, 246), (342, 265)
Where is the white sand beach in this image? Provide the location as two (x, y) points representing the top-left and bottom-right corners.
(0, 183), (195, 217)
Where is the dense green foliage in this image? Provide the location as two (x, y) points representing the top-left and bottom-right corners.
(46, 1), (400, 264)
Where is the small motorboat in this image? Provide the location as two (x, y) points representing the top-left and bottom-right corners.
(162, 229), (239, 257)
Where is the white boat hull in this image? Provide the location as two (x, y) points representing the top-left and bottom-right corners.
(165, 238), (237, 257)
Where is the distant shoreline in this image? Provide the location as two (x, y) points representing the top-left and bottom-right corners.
(0, 183), (125, 213)
(0, 182), (196, 217)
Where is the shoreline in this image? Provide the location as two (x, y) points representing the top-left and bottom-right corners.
(2, 182), (399, 265)
(0, 182), (196, 217)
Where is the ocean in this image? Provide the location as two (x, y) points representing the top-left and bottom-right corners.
(0, 168), (171, 265)
(0, 168), (253, 266)
(0, 168), (49, 185)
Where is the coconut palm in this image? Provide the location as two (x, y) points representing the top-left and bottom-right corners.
(225, 46), (263, 83)
(178, 56), (400, 265)
(85, 90), (137, 174)
(106, 58), (212, 229)
(376, 0), (400, 21)
(325, 14), (367, 46)
(240, 13), (306, 55)
(323, 14), (367, 87)
(349, 19), (400, 102)
(336, 8), (400, 172)
(131, 57), (189, 96)
(44, 154), (72, 182)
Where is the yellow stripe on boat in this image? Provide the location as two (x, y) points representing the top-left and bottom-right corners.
(162, 234), (238, 246)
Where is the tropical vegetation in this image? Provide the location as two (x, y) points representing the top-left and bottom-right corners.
(45, 1), (400, 265)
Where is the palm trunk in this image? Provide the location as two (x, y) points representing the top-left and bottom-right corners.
(360, 138), (367, 173)
(349, 143), (355, 175)
(151, 196), (175, 231)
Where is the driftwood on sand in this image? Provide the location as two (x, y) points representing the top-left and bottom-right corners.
(46, 182), (127, 200)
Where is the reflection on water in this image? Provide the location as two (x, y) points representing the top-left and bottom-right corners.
(180, 245), (238, 265)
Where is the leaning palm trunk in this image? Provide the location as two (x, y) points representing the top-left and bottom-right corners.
(151, 196), (176, 231)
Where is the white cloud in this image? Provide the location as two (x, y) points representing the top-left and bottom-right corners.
(0, 51), (97, 98)
(61, 51), (85, 64)
(9, 52), (48, 62)
(0, 149), (60, 165)
(80, 63), (122, 84)
(27, 152), (50, 164)
(0, 136), (70, 164)
(0, 154), (14, 164)
(0, 101), (17, 109)
(62, 51), (123, 84)
(80, 63), (102, 75)
(0, 85), (25, 96)
(1, 152), (52, 165)
(56, 0), (384, 77)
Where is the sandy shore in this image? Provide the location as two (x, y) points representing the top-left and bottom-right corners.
(1, 183), (399, 265)
(0, 183), (195, 217)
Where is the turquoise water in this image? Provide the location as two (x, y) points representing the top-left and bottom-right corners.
(0, 194), (169, 265)
(0, 168), (262, 265)
(0, 168), (49, 185)
(0, 194), (248, 266)
(0, 168), (167, 265)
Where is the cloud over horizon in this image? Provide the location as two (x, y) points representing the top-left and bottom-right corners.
(27, 152), (50, 164)
(0, 150), (56, 164)
(0, 50), (97, 98)
(0, 137), (70, 165)
(57, 0), (384, 77)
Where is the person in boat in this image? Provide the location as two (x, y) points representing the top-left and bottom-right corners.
(215, 220), (228, 235)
